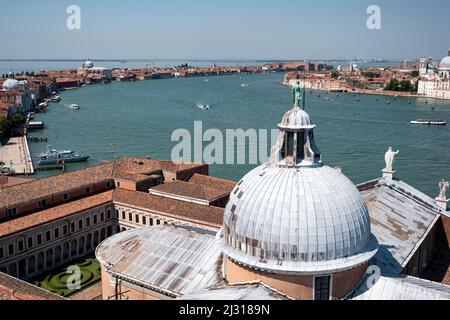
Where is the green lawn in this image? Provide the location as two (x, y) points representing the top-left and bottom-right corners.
(32, 256), (101, 297)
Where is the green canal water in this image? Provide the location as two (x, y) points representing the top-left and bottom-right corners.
(29, 72), (450, 197)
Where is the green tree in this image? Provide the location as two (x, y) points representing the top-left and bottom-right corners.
(11, 113), (26, 124)
(0, 116), (9, 138)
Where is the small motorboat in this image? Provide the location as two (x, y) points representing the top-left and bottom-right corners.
(196, 104), (210, 111)
(410, 119), (446, 126)
(69, 104), (80, 110)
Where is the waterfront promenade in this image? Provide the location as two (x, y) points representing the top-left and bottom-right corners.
(0, 136), (34, 175)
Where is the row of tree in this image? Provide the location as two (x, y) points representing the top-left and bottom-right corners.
(1, 71), (35, 78)
(384, 79), (419, 92)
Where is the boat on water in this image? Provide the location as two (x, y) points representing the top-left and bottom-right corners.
(69, 104), (80, 110)
(36, 147), (90, 165)
(50, 96), (61, 103)
(410, 119), (446, 126)
(38, 102), (48, 110)
(196, 104), (210, 110)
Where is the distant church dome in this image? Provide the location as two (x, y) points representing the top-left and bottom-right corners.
(82, 59), (94, 69)
(2, 78), (19, 90)
(439, 49), (450, 70)
(222, 104), (378, 274)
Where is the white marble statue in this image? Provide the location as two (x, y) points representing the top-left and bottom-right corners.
(384, 147), (400, 173)
(439, 179), (449, 199)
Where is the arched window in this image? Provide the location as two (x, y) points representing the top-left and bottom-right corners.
(27, 256), (36, 275)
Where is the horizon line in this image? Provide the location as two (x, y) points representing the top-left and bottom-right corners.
(0, 58), (412, 63)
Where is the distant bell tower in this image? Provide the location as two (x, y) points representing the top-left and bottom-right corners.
(419, 57), (433, 76)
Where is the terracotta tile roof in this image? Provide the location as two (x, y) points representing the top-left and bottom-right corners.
(150, 180), (231, 202)
(0, 157), (206, 210)
(112, 157), (163, 181)
(113, 188), (223, 228)
(0, 190), (114, 238)
(187, 174), (236, 193)
(0, 176), (33, 188)
(0, 162), (114, 209)
(112, 157), (205, 181)
(0, 272), (65, 300)
(0, 101), (12, 110)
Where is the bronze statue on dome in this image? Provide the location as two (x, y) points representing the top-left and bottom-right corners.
(292, 81), (304, 109)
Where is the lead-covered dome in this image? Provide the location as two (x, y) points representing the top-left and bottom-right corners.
(222, 106), (378, 275)
(82, 59), (94, 69)
(440, 50), (450, 70)
(2, 78), (19, 90)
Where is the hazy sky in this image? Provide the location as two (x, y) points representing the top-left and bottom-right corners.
(1, 0), (449, 60)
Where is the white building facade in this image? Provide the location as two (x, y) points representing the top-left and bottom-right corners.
(418, 49), (450, 100)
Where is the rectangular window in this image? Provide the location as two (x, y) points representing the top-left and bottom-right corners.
(107, 210), (111, 219)
(122, 211), (126, 220)
(8, 244), (14, 255)
(0, 247), (3, 259)
(78, 220), (83, 229)
(135, 214), (139, 224)
(150, 219), (153, 226)
(142, 216), (147, 225)
(63, 193), (69, 201)
(86, 187), (91, 194)
(8, 208), (17, 216)
(86, 217), (91, 227)
(18, 240), (24, 252)
(38, 199), (47, 208)
(54, 228), (60, 239)
(117, 181), (121, 188)
(63, 225), (68, 235)
(27, 237), (33, 248)
(101, 212), (105, 221)
(94, 215), (98, 224)
(107, 181), (112, 188)
(156, 220), (161, 225)
(115, 210), (119, 219)
(128, 212), (132, 221)
(314, 276), (331, 301)
(46, 231), (51, 242)
(37, 234), (42, 245)
(70, 222), (75, 233)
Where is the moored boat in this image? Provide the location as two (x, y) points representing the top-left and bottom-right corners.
(36, 146), (89, 165)
(50, 96), (61, 103)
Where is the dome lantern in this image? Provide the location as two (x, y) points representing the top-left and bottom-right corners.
(270, 106), (321, 168)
